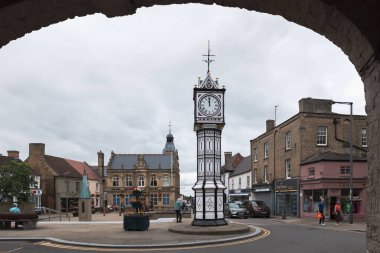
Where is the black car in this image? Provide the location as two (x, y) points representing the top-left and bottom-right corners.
(243, 200), (271, 218)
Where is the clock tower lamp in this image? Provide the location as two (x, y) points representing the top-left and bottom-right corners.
(192, 43), (227, 226)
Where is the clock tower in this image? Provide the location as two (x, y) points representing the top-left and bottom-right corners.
(192, 43), (227, 226)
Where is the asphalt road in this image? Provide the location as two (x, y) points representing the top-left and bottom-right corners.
(0, 218), (365, 253)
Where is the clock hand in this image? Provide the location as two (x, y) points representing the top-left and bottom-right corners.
(208, 97), (210, 106)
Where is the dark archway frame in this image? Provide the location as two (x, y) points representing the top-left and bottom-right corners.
(0, 1), (379, 251)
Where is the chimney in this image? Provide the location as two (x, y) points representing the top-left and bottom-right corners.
(266, 120), (275, 132)
(7, 150), (19, 159)
(224, 152), (232, 164)
(29, 143), (45, 159)
(299, 97), (333, 113)
(97, 150), (104, 177)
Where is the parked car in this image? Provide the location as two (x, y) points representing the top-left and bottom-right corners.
(243, 200), (271, 218)
(224, 202), (249, 218)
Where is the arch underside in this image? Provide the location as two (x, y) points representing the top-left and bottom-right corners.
(0, 0), (379, 251)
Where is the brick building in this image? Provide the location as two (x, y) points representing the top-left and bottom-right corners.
(250, 98), (367, 217)
(26, 143), (103, 211)
(102, 128), (180, 213)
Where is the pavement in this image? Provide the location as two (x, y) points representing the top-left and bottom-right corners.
(0, 212), (367, 249)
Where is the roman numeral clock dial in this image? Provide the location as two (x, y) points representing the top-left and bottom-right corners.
(199, 95), (221, 116)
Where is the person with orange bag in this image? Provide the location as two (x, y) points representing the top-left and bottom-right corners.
(317, 198), (325, 225)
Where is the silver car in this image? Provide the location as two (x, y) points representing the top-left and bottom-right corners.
(224, 202), (249, 218)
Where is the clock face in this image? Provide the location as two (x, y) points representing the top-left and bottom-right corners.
(198, 95), (221, 116)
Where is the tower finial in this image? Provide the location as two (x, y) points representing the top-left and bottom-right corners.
(202, 41), (215, 74)
(169, 121), (172, 134)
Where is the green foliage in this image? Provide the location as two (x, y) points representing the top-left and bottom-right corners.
(0, 160), (37, 202)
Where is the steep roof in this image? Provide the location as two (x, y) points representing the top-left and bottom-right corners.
(301, 151), (367, 165)
(221, 153), (243, 174)
(230, 155), (252, 177)
(65, 158), (100, 180)
(44, 155), (83, 178)
(109, 154), (173, 170)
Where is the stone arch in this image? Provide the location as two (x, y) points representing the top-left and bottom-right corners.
(0, 0), (379, 251)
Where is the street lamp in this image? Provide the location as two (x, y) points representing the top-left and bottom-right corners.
(333, 101), (353, 224)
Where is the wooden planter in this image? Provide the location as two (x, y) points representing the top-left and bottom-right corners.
(123, 215), (150, 231)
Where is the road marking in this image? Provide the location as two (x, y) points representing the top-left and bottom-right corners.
(7, 247), (23, 253)
(35, 225), (270, 252)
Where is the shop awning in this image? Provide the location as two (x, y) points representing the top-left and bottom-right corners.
(229, 193), (249, 196)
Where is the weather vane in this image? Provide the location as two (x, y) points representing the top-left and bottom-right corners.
(202, 41), (215, 74)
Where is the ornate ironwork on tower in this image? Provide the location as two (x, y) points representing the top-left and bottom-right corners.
(192, 42), (227, 226)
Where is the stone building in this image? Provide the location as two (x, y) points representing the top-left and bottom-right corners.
(250, 98), (368, 217)
(26, 143), (103, 211)
(102, 128), (180, 212)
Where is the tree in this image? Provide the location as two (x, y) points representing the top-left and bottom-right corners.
(0, 160), (37, 202)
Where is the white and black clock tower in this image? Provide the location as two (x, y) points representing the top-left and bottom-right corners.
(192, 43), (227, 226)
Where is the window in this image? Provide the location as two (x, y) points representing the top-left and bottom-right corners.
(76, 182), (80, 192)
(340, 166), (350, 175)
(150, 175), (157, 187)
(112, 194), (120, 206)
(162, 175), (170, 187)
(253, 168), (257, 184)
(317, 126), (327, 145)
(308, 167), (315, 176)
(96, 183), (100, 192)
(238, 178), (241, 189)
(231, 179), (234, 190)
(138, 175), (145, 187)
(150, 193), (158, 206)
(163, 193), (170, 206)
(125, 175), (133, 187)
(264, 142), (269, 158)
(253, 148), (258, 162)
(362, 128), (367, 147)
(125, 194), (132, 206)
(285, 159), (291, 179)
(112, 176), (119, 187)
(65, 181), (69, 193)
(303, 189), (327, 213)
(264, 166), (269, 183)
(285, 131), (292, 150)
(247, 176), (250, 188)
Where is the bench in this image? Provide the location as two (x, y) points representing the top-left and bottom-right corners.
(0, 213), (38, 230)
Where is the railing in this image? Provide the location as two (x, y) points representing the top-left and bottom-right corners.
(37, 207), (62, 221)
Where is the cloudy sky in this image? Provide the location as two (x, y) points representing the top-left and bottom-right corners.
(0, 4), (365, 196)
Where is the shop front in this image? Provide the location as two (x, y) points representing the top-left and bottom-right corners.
(251, 184), (274, 212)
(228, 189), (250, 203)
(300, 178), (367, 221)
(275, 178), (300, 217)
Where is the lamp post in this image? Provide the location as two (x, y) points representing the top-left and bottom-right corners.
(333, 101), (353, 224)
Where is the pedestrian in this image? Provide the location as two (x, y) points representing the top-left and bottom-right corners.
(9, 203), (22, 229)
(318, 199), (325, 225)
(334, 201), (342, 225)
(174, 198), (182, 223)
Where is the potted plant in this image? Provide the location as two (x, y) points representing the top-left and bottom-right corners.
(123, 188), (149, 231)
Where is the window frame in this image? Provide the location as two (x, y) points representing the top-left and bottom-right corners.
(317, 126), (328, 146)
(253, 148), (258, 162)
(285, 159), (291, 179)
(150, 193), (158, 206)
(253, 168), (257, 184)
(138, 175), (145, 187)
(112, 175), (119, 187)
(340, 166), (351, 175)
(361, 128), (367, 147)
(308, 167), (315, 176)
(285, 131), (292, 150)
(163, 193), (170, 206)
(125, 175), (133, 187)
(162, 174), (170, 187)
(264, 165), (269, 183)
(150, 174), (157, 187)
(264, 142), (269, 158)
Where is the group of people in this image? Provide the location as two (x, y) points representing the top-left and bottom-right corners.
(317, 198), (342, 225)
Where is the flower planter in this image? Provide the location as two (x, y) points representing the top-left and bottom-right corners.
(123, 215), (150, 231)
